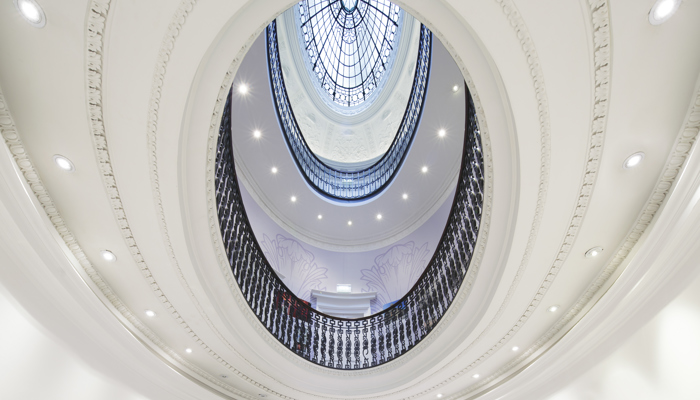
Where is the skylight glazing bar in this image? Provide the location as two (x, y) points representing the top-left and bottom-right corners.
(299, 0), (400, 107)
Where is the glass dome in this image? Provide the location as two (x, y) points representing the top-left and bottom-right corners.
(298, 0), (402, 108)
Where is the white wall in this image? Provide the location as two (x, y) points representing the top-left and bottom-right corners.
(545, 272), (700, 400)
(0, 285), (151, 400)
(240, 180), (454, 312)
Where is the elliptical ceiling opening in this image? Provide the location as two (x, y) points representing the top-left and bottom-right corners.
(298, 0), (402, 109)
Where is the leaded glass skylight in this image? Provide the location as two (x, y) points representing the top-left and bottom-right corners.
(298, 0), (402, 108)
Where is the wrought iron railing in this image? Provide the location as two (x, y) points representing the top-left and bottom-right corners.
(215, 81), (484, 370)
(267, 20), (432, 201)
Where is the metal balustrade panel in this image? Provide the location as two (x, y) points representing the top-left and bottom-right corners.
(215, 76), (483, 369)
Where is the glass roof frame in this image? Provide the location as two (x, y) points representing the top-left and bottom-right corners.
(298, 0), (402, 108)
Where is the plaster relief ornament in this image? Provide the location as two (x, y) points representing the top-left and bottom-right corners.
(260, 234), (329, 301)
(361, 241), (430, 313)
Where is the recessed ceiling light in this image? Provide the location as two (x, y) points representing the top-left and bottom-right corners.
(548, 305), (559, 313)
(347, 220), (352, 226)
(437, 395), (443, 399)
(585, 246), (603, 258)
(376, 214), (382, 220)
(238, 83), (248, 94)
(271, 166), (278, 174)
(53, 155), (75, 172)
(472, 374), (480, 379)
(145, 310), (156, 317)
(438, 129), (446, 138)
(253, 129), (261, 139)
(185, 348), (193, 353)
(623, 152), (645, 169)
(649, 0), (680, 25)
(316, 215), (322, 220)
(421, 166), (428, 173)
(290, 196), (297, 202)
(15, 0), (46, 28)
(402, 193), (408, 200)
(100, 250), (116, 262)
(512, 346), (519, 352)
(452, 85), (459, 92)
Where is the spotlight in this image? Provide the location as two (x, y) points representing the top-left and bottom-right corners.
(623, 152), (645, 169)
(100, 250), (116, 262)
(585, 247), (603, 258)
(53, 155), (75, 172)
(15, 0), (46, 27)
(649, 0), (680, 25)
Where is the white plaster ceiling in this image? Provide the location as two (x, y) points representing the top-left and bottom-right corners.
(0, 1), (699, 400)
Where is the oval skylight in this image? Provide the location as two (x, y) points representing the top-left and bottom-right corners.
(298, 0), (402, 108)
